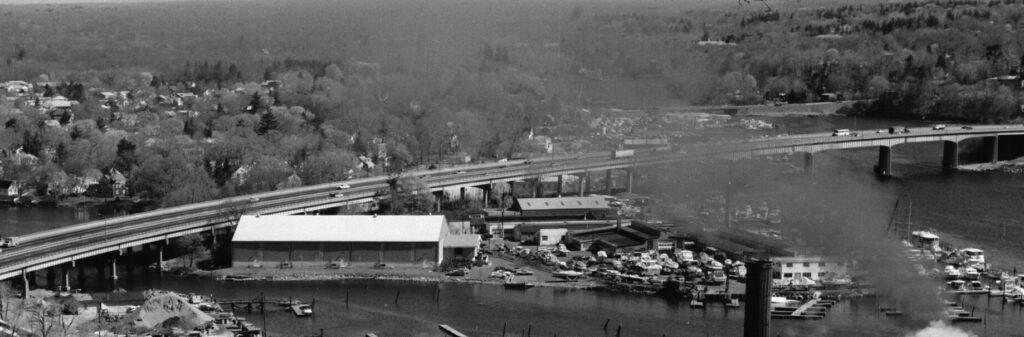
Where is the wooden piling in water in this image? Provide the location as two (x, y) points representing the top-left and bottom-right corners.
(394, 290), (401, 305)
(502, 322), (506, 337)
(346, 290), (350, 308)
(616, 324), (621, 337)
(527, 324), (532, 337)
(603, 319), (609, 331)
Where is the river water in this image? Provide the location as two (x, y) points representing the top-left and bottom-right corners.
(5, 116), (1024, 336)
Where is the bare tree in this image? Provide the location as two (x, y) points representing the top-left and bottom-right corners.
(57, 295), (81, 337)
(173, 234), (207, 269)
(0, 282), (26, 334)
(26, 301), (58, 337)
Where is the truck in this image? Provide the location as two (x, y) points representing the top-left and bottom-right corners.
(889, 126), (909, 134)
(611, 149), (635, 159)
(1, 237), (20, 248)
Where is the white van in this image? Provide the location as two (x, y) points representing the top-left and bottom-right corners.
(832, 129), (851, 136)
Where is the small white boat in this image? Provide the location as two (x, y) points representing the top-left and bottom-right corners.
(770, 296), (794, 305)
(962, 267), (981, 280)
(689, 299), (704, 308)
(552, 270), (585, 281)
(944, 265), (962, 280)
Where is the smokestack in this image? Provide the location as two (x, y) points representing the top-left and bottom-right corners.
(744, 260), (772, 337)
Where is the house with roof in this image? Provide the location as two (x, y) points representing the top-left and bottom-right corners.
(109, 169), (128, 197)
(231, 215), (452, 268)
(0, 180), (19, 200)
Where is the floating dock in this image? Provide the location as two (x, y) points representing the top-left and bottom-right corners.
(438, 324), (469, 337)
(771, 299), (834, 319)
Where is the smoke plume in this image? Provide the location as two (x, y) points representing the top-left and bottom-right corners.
(904, 321), (976, 337)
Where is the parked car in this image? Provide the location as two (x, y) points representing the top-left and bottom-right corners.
(337, 184), (351, 189)
(445, 268), (469, 277)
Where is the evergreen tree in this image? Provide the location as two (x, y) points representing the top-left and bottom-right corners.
(255, 112), (278, 135)
(113, 138), (137, 173)
(183, 117), (197, 136)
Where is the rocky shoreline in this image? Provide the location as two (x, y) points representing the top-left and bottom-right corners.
(958, 158), (1024, 174)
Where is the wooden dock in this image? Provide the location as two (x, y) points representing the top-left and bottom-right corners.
(218, 295), (312, 313)
(771, 299), (834, 319)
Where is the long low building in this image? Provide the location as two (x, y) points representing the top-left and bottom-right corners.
(231, 215), (452, 268)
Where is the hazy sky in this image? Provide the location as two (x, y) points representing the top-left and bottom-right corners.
(0, 0), (186, 3)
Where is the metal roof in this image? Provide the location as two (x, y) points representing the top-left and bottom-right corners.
(232, 215), (447, 242)
(514, 197), (613, 211)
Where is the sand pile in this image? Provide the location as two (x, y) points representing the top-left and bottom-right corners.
(120, 293), (214, 332)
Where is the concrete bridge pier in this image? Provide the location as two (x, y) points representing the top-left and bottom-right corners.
(577, 172), (589, 196)
(803, 152), (813, 173)
(984, 136), (1000, 163)
(157, 244), (164, 272)
(626, 169), (634, 193)
(875, 146), (893, 177)
(943, 141), (959, 170)
(532, 178), (542, 198)
(556, 175), (563, 197)
(481, 186), (490, 208)
(21, 269), (29, 299)
(605, 170), (613, 195)
(111, 257), (118, 281)
(62, 266), (70, 292)
(210, 228), (218, 249)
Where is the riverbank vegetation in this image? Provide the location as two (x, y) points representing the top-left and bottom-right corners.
(3, 0), (1024, 207)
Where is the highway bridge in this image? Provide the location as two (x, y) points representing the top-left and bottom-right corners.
(3, 124), (1023, 289)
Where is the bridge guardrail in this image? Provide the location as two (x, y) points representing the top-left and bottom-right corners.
(6, 126), (1024, 279)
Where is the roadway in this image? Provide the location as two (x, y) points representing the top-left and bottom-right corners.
(2, 124), (1023, 280)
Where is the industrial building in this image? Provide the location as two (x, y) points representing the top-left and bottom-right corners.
(231, 215), (455, 268)
(510, 196), (616, 219)
(509, 220), (618, 243)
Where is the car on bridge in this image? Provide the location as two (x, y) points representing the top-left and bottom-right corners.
(337, 184), (351, 189)
(932, 124), (947, 130)
(962, 126), (973, 130)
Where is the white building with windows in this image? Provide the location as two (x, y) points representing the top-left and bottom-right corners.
(771, 256), (849, 287)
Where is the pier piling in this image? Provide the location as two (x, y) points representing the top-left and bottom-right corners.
(603, 319), (609, 331)
(394, 290), (401, 305)
(527, 324), (532, 337)
(346, 290), (350, 308)
(616, 324), (621, 337)
(502, 322), (506, 337)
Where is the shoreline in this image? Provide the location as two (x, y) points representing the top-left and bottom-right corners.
(202, 266), (607, 290)
(957, 159), (1024, 174)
